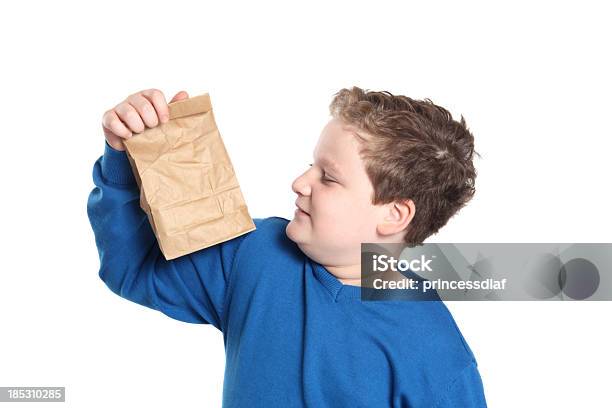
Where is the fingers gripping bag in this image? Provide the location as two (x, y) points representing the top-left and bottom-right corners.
(123, 92), (256, 260)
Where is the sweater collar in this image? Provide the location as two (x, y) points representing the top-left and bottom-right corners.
(312, 261), (363, 302)
(311, 259), (443, 302)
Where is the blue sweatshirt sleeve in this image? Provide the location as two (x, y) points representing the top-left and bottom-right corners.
(434, 361), (488, 407)
(86, 141), (251, 330)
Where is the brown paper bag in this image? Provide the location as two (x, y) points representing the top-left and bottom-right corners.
(123, 92), (256, 260)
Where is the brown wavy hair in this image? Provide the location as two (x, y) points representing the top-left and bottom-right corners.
(329, 86), (479, 246)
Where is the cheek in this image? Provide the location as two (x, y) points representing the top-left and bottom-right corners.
(314, 190), (358, 225)
(326, 191), (375, 229)
(313, 188), (344, 214)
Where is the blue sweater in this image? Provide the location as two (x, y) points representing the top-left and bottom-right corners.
(87, 141), (488, 407)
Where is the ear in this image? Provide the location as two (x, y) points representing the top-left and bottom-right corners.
(376, 199), (416, 237)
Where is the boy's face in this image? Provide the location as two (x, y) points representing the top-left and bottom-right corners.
(286, 118), (389, 269)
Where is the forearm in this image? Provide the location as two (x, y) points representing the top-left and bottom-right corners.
(86, 141), (159, 301)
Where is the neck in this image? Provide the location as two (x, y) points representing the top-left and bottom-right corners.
(338, 277), (362, 286)
(325, 263), (362, 287)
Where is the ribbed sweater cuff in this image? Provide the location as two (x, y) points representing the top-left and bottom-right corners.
(101, 140), (136, 185)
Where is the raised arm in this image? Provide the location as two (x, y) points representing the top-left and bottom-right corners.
(87, 88), (252, 330)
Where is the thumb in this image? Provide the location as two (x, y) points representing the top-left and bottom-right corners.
(169, 90), (189, 104)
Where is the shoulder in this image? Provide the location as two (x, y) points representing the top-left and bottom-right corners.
(366, 299), (484, 403)
(236, 215), (302, 263)
(375, 300), (478, 384)
(432, 301), (476, 361)
(247, 216), (292, 248)
(415, 300), (476, 365)
(252, 216), (290, 231)
(225, 216), (304, 291)
(416, 301), (481, 397)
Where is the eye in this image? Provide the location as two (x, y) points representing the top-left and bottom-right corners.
(321, 171), (336, 183)
(308, 163), (336, 183)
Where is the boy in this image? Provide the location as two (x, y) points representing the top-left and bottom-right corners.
(87, 86), (487, 407)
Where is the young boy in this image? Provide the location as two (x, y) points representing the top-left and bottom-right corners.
(87, 87), (487, 407)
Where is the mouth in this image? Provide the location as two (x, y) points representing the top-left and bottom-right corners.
(294, 202), (310, 216)
(295, 207), (310, 216)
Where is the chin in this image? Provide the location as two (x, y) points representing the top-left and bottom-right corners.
(285, 221), (302, 243)
(286, 220), (313, 247)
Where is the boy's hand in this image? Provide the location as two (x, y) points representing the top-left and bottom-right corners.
(102, 89), (189, 151)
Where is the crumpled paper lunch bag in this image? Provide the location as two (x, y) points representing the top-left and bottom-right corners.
(123, 92), (256, 260)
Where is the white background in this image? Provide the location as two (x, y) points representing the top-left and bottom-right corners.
(1, 0), (611, 406)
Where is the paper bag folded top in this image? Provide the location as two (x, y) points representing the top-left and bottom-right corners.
(123, 92), (256, 260)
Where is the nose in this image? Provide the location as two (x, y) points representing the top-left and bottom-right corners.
(291, 168), (312, 196)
